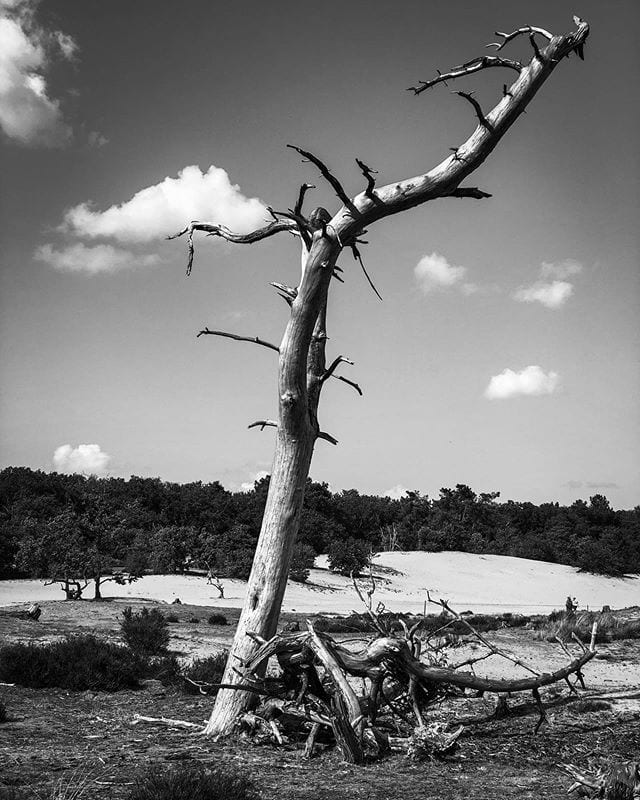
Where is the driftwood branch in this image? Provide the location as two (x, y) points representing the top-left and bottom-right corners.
(409, 55), (524, 95)
(355, 158), (380, 202)
(196, 328), (280, 353)
(448, 187), (492, 199)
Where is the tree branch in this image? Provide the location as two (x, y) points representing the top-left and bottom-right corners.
(409, 56), (524, 95)
(355, 158), (380, 203)
(287, 144), (358, 217)
(447, 187), (493, 199)
(351, 244), (383, 301)
(294, 183), (315, 216)
(167, 219), (297, 276)
(332, 374), (363, 396)
(455, 91), (494, 133)
(196, 328), (280, 352)
(317, 431), (339, 445)
(322, 355), (354, 382)
(487, 25), (553, 51)
(248, 420), (278, 431)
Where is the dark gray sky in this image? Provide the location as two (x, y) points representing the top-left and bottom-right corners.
(1, 0), (638, 506)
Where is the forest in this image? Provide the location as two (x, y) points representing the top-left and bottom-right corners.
(1, 467), (638, 590)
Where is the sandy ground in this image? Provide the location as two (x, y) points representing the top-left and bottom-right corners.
(1, 551), (638, 615)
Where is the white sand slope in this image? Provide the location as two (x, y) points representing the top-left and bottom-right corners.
(1, 551), (637, 615)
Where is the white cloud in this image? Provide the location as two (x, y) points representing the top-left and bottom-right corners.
(0, 0), (74, 146)
(484, 365), (559, 400)
(34, 242), (160, 274)
(414, 252), (466, 294)
(239, 470), (269, 492)
(62, 165), (267, 243)
(514, 260), (583, 309)
(53, 444), (111, 475)
(383, 485), (408, 500)
(513, 280), (573, 309)
(540, 259), (583, 280)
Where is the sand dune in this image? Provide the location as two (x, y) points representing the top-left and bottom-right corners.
(1, 551), (637, 614)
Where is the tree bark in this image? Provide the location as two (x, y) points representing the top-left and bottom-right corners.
(204, 235), (337, 736)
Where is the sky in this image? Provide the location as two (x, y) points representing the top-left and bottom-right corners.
(0, 0), (638, 508)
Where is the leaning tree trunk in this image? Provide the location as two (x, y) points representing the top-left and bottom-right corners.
(204, 236), (338, 735)
(169, 18), (591, 738)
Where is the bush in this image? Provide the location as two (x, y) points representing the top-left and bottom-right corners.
(165, 614), (180, 623)
(289, 543), (316, 583)
(120, 606), (170, 655)
(145, 654), (182, 686)
(188, 616), (200, 624)
(327, 538), (369, 577)
(207, 613), (227, 626)
(0, 701), (7, 723)
(182, 651), (228, 694)
(0, 635), (142, 691)
(127, 763), (260, 800)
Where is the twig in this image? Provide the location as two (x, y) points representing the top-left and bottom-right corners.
(196, 328), (280, 353)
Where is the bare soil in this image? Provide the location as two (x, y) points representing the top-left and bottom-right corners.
(1, 600), (639, 800)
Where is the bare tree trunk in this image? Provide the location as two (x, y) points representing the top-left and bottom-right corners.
(204, 238), (336, 736)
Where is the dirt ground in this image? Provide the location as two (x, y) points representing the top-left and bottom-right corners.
(1, 600), (639, 800)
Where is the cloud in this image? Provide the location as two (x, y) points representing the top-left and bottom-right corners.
(0, 0), (74, 146)
(540, 260), (583, 280)
(87, 130), (108, 148)
(62, 165), (267, 243)
(513, 280), (573, 309)
(53, 444), (111, 475)
(383, 485), (408, 500)
(514, 260), (583, 309)
(414, 252), (467, 294)
(34, 242), (160, 274)
(239, 470), (269, 492)
(564, 480), (619, 491)
(484, 365), (559, 400)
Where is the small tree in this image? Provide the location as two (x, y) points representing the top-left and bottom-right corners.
(288, 543), (316, 583)
(327, 538), (370, 577)
(167, 19), (591, 735)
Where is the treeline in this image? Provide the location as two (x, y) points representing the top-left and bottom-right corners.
(0, 467), (638, 587)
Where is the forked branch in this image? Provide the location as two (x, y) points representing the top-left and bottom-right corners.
(487, 25), (553, 52)
(409, 55), (524, 95)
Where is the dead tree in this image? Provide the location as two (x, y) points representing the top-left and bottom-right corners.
(169, 18), (590, 736)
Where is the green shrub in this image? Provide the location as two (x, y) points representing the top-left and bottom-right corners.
(127, 763), (260, 800)
(207, 613), (227, 626)
(182, 652), (228, 694)
(165, 614), (180, 623)
(0, 635), (142, 691)
(0, 701), (7, 723)
(120, 606), (170, 655)
(188, 616), (200, 624)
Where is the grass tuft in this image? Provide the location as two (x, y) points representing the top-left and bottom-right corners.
(127, 763), (260, 800)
